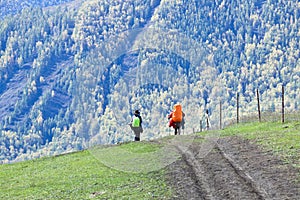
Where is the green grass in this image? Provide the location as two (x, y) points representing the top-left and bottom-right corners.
(119, 141), (164, 153)
(221, 121), (300, 168)
(0, 142), (173, 200)
(1, 122), (300, 199)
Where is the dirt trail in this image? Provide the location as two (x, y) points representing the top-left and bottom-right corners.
(166, 136), (300, 200)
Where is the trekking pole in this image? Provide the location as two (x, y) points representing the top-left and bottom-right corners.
(167, 117), (171, 136)
(167, 120), (170, 136)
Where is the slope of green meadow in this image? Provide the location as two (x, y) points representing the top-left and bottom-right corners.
(0, 142), (173, 200)
(0, 122), (299, 199)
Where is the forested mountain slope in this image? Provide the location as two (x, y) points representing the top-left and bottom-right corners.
(0, 0), (75, 18)
(0, 0), (299, 163)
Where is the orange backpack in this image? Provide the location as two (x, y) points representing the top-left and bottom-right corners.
(172, 104), (182, 122)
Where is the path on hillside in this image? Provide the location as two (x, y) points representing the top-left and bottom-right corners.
(165, 136), (300, 200)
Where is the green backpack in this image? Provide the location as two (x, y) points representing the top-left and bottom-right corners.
(132, 116), (140, 127)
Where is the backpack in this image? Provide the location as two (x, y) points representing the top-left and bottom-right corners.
(172, 104), (182, 122)
(132, 116), (140, 127)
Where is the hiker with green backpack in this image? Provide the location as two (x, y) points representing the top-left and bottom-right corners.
(129, 110), (143, 141)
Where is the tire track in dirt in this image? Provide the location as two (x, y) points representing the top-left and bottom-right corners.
(218, 137), (300, 200)
(215, 143), (270, 200)
(166, 136), (300, 200)
(175, 143), (266, 199)
(175, 145), (214, 200)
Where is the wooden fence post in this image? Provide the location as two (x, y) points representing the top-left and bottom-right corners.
(282, 85), (285, 123)
(220, 101), (222, 129)
(200, 120), (202, 132)
(237, 92), (239, 123)
(257, 89), (261, 122)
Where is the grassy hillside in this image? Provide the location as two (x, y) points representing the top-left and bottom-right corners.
(0, 141), (173, 199)
(1, 0), (300, 163)
(0, 122), (299, 199)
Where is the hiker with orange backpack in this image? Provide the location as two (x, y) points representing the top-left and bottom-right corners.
(168, 104), (185, 135)
(129, 110), (143, 141)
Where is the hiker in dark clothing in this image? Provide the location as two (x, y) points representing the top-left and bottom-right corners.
(129, 110), (143, 141)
